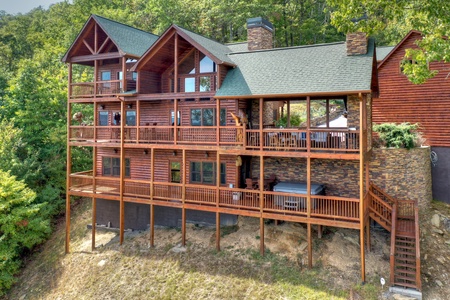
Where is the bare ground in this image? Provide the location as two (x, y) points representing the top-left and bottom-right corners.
(4, 199), (450, 300)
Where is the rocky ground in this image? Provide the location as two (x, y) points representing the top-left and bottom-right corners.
(4, 200), (450, 299)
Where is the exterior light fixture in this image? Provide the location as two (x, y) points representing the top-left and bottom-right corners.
(127, 104), (132, 109)
(100, 104), (105, 110)
(144, 149), (148, 155)
(114, 148), (118, 153)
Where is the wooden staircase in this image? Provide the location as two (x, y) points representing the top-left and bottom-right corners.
(368, 183), (421, 291)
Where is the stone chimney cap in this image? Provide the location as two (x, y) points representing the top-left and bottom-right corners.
(247, 17), (274, 32)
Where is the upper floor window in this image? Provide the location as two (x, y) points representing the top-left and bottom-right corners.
(171, 110), (181, 126)
(103, 157), (130, 177)
(200, 55), (216, 73)
(101, 71), (111, 88)
(191, 108), (226, 126)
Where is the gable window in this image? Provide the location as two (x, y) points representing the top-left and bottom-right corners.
(99, 111), (108, 126)
(190, 161), (226, 185)
(170, 161), (181, 183)
(190, 108), (226, 126)
(103, 157), (130, 177)
(200, 55), (216, 73)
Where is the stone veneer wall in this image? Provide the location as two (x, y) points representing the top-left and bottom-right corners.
(251, 157), (360, 198)
(251, 100), (275, 128)
(370, 147), (432, 208)
(248, 146), (431, 207)
(346, 32), (368, 56)
(347, 95), (360, 129)
(247, 26), (273, 51)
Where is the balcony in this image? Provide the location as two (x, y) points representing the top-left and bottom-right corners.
(69, 125), (361, 153)
(70, 80), (137, 99)
(69, 171), (361, 226)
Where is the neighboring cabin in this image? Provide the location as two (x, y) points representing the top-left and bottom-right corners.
(374, 30), (450, 204)
(63, 15), (421, 291)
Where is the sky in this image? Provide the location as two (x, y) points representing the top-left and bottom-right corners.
(0, 0), (64, 15)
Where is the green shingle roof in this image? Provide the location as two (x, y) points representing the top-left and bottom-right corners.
(93, 15), (159, 57)
(216, 39), (375, 97)
(376, 46), (395, 61)
(176, 26), (235, 65)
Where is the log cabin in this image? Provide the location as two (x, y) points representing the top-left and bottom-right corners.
(375, 30), (450, 205)
(63, 15), (421, 290)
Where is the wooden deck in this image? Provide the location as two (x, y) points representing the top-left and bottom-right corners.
(69, 125), (361, 154)
(69, 172), (360, 228)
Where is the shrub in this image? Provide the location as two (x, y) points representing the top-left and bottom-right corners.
(373, 122), (423, 150)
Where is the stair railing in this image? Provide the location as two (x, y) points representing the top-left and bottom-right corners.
(389, 203), (398, 285)
(414, 205), (422, 290)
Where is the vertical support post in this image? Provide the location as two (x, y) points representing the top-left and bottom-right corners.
(92, 197), (96, 251)
(150, 203), (155, 247)
(181, 149), (186, 246)
(317, 225), (322, 239)
(216, 151), (221, 251)
(174, 33), (179, 93)
(136, 100), (141, 143)
(359, 95), (366, 283)
(94, 60), (98, 96)
(259, 98), (263, 151)
(174, 99), (178, 144)
(150, 148), (155, 247)
(306, 96), (311, 152)
(65, 64), (73, 254)
(307, 157), (311, 219)
(307, 222), (312, 268)
(259, 155), (265, 256)
(121, 57), (127, 93)
(287, 100), (291, 128)
(119, 100), (125, 245)
(216, 98), (220, 146)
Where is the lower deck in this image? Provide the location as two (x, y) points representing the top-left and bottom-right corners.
(69, 176), (362, 229)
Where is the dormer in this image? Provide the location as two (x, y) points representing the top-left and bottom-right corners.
(132, 25), (236, 96)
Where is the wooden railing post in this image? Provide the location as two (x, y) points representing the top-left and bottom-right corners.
(414, 205), (421, 290)
(390, 203), (398, 285)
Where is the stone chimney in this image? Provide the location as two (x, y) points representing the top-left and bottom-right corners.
(346, 32), (368, 55)
(247, 17), (274, 51)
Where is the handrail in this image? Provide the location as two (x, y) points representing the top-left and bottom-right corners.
(390, 203), (398, 285)
(370, 182), (396, 206)
(414, 205), (422, 290)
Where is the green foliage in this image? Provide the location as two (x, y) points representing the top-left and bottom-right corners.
(0, 170), (51, 295)
(373, 123), (421, 149)
(327, 0), (450, 83)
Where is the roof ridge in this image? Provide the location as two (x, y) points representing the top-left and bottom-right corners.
(228, 41), (345, 55)
(92, 14), (159, 38)
(174, 24), (228, 48)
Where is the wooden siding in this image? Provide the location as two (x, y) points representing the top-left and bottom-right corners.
(96, 148), (236, 185)
(374, 31), (450, 147)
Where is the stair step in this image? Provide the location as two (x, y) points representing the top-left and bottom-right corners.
(396, 232), (415, 238)
(395, 268), (416, 275)
(395, 256), (416, 262)
(394, 281), (419, 289)
(395, 244), (415, 251)
(395, 262), (417, 269)
(394, 275), (416, 282)
(396, 250), (415, 256)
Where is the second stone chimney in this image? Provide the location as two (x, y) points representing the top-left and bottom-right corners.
(247, 17), (274, 51)
(346, 32), (368, 55)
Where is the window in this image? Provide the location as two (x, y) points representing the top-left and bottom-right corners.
(117, 71), (123, 90)
(126, 110), (136, 126)
(171, 110), (181, 126)
(190, 161), (226, 185)
(113, 112), (121, 125)
(170, 161), (181, 183)
(199, 76), (211, 92)
(103, 157), (130, 177)
(190, 108), (226, 126)
(199, 55), (216, 73)
(101, 71), (111, 88)
(99, 111), (108, 126)
(184, 77), (195, 92)
(132, 72), (138, 81)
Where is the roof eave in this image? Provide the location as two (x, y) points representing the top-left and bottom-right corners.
(214, 90), (373, 99)
(378, 30), (422, 69)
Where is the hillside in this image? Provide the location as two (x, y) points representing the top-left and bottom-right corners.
(4, 199), (450, 300)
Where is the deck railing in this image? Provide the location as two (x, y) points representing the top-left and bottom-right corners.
(70, 79), (137, 98)
(69, 177), (360, 222)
